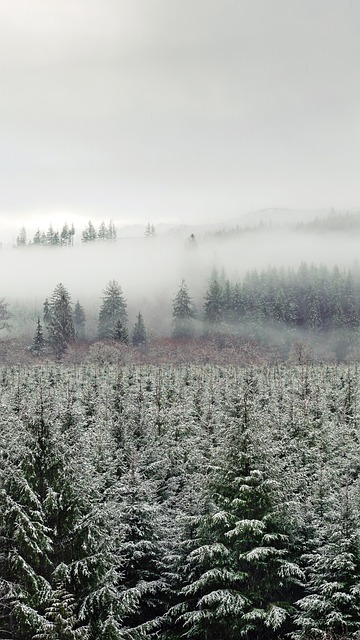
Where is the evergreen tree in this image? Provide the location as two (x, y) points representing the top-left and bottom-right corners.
(132, 312), (147, 346)
(0, 298), (10, 332)
(61, 223), (71, 247)
(168, 413), (303, 639)
(144, 223), (156, 239)
(16, 226), (27, 246)
(33, 228), (42, 245)
(98, 221), (108, 241)
(82, 221), (97, 243)
(73, 301), (86, 340)
(107, 220), (117, 241)
(31, 318), (45, 356)
(46, 284), (75, 357)
(47, 225), (55, 245)
(203, 279), (224, 327)
(112, 319), (129, 344)
(172, 280), (195, 338)
(98, 280), (128, 340)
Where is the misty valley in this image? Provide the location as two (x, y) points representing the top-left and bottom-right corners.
(1, 212), (360, 639)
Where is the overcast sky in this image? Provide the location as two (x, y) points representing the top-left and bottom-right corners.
(1, 0), (360, 238)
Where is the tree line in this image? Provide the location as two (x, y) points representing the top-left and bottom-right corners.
(1, 362), (360, 638)
(6, 261), (360, 361)
(14, 221), (161, 247)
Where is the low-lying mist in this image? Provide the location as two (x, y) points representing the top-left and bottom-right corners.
(2, 224), (360, 339)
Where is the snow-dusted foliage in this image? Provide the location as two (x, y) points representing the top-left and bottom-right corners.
(1, 363), (360, 639)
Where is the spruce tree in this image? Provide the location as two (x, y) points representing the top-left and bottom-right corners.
(203, 279), (224, 327)
(98, 221), (108, 240)
(73, 301), (86, 340)
(172, 280), (195, 338)
(112, 319), (129, 344)
(46, 284), (75, 357)
(168, 413), (303, 639)
(31, 317), (45, 356)
(98, 280), (128, 340)
(132, 312), (147, 346)
(81, 221), (97, 243)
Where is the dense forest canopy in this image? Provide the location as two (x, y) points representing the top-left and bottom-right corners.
(1, 362), (360, 639)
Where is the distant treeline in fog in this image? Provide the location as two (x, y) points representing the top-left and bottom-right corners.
(2, 261), (360, 364)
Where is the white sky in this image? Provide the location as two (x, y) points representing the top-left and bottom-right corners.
(1, 0), (360, 237)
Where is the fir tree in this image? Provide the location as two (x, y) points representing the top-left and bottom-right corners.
(172, 280), (195, 338)
(107, 220), (117, 241)
(168, 413), (303, 639)
(0, 298), (10, 332)
(46, 284), (75, 357)
(132, 312), (147, 347)
(112, 319), (129, 344)
(98, 221), (108, 241)
(73, 301), (86, 340)
(33, 228), (42, 245)
(203, 279), (224, 327)
(98, 280), (128, 340)
(16, 226), (27, 246)
(82, 221), (97, 243)
(31, 318), (45, 356)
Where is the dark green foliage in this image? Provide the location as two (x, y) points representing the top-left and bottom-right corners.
(73, 301), (86, 339)
(132, 312), (147, 346)
(172, 280), (195, 338)
(45, 283), (75, 357)
(203, 279), (224, 326)
(112, 319), (129, 344)
(98, 280), (128, 340)
(31, 317), (45, 355)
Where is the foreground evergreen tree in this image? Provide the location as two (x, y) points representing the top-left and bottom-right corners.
(172, 280), (195, 338)
(132, 312), (147, 346)
(293, 483), (360, 639)
(98, 280), (128, 340)
(167, 415), (303, 639)
(46, 283), (75, 357)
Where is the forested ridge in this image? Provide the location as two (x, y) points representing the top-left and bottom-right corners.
(1, 362), (360, 638)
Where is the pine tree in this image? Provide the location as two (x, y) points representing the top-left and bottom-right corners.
(31, 318), (45, 356)
(132, 312), (147, 346)
(172, 280), (195, 338)
(46, 284), (75, 357)
(98, 280), (128, 340)
(73, 301), (86, 340)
